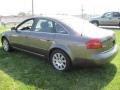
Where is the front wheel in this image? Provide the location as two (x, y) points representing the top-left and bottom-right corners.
(50, 50), (71, 71)
(92, 21), (99, 26)
(2, 38), (11, 52)
(119, 22), (120, 27)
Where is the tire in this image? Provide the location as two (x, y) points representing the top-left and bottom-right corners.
(2, 38), (12, 52)
(50, 49), (71, 71)
(119, 22), (120, 27)
(92, 21), (99, 26)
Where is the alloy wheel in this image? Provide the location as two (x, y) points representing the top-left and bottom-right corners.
(52, 53), (67, 71)
(3, 39), (9, 52)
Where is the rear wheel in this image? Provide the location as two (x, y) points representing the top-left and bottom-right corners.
(2, 38), (11, 52)
(50, 50), (71, 71)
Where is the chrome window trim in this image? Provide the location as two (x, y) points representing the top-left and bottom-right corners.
(29, 30), (70, 36)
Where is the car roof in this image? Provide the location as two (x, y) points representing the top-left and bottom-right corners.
(104, 12), (120, 14)
(34, 15), (79, 21)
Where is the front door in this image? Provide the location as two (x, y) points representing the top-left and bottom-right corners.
(10, 18), (35, 50)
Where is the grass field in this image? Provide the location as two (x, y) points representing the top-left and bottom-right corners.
(0, 26), (120, 90)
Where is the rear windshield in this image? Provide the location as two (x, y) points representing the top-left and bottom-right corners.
(59, 16), (97, 34)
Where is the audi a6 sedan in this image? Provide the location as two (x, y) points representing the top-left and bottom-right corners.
(1, 15), (118, 71)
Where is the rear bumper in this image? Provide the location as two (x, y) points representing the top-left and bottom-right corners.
(72, 45), (118, 66)
(92, 45), (118, 64)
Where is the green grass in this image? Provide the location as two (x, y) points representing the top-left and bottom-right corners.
(0, 27), (120, 90)
(0, 26), (10, 33)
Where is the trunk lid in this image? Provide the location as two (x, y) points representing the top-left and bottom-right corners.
(76, 23), (116, 53)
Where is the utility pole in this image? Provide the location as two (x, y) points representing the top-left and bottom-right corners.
(32, 0), (34, 16)
(93, 8), (95, 16)
(81, 5), (84, 18)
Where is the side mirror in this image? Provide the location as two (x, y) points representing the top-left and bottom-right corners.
(11, 27), (16, 31)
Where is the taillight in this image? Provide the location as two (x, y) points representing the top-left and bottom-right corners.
(86, 39), (102, 49)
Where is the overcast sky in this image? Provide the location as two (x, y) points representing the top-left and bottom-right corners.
(0, 0), (119, 16)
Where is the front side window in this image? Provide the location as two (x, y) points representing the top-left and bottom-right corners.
(103, 13), (112, 18)
(35, 19), (53, 33)
(17, 19), (34, 30)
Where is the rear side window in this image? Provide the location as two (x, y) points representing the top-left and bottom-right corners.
(54, 23), (68, 34)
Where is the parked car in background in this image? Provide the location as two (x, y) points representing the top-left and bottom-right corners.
(1, 15), (118, 71)
(90, 12), (120, 27)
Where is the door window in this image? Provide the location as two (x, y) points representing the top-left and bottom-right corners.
(34, 18), (68, 34)
(54, 23), (68, 34)
(17, 19), (34, 30)
(103, 13), (112, 18)
(35, 19), (54, 33)
(113, 12), (120, 17)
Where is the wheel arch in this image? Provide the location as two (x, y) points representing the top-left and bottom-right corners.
(91, 20), (99, 24)
(48, 46), (74, 63)
(1, 36), (8, 44)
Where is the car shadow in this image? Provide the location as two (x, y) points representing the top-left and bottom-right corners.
(0, 47), (117, 90)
